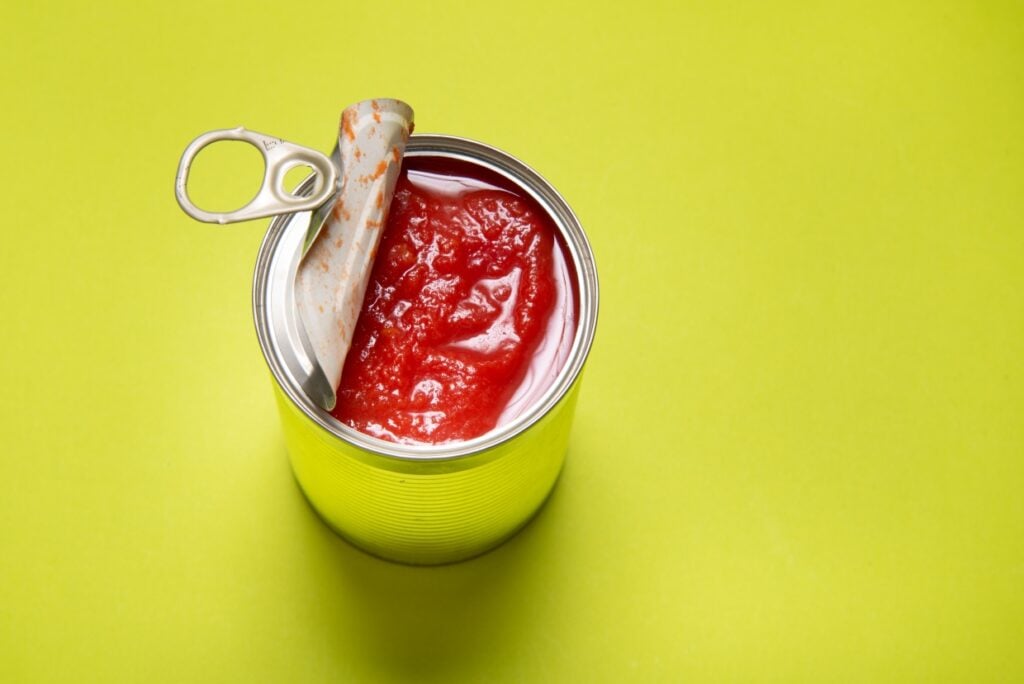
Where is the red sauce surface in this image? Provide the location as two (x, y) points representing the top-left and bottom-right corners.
(331, 157), (576, 444)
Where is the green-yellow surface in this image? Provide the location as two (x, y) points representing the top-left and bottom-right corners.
(2, 1), (1022, 681)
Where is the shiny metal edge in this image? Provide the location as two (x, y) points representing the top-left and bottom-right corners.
(253, 134), (599, 462)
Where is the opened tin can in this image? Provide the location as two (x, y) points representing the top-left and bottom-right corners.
(253, 134), (598, 564)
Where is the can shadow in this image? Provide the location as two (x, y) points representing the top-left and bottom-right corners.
(289, 464), (572, 681)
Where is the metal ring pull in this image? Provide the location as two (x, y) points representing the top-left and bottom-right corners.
(174, 127), (337, 225)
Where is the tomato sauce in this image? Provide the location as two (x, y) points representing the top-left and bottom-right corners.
(331, 157), (577, 444)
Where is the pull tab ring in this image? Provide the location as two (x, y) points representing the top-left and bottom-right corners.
(174, 127), (338, 225)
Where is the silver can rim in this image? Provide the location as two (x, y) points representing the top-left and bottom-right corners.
(253, 134), (599, 462)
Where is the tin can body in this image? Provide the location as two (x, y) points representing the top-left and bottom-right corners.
(254, 135), (598, 565)
(277, 383), (579, 564)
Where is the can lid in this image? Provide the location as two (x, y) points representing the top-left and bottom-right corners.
(295, 100), (414, 411)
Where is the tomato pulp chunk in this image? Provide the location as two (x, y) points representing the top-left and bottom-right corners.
(331, 157), (577, 444)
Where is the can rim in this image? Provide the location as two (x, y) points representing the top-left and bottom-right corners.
(253, 134), (598, 462)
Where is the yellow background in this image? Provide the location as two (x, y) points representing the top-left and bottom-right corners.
(2, 1), (1022, 681)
